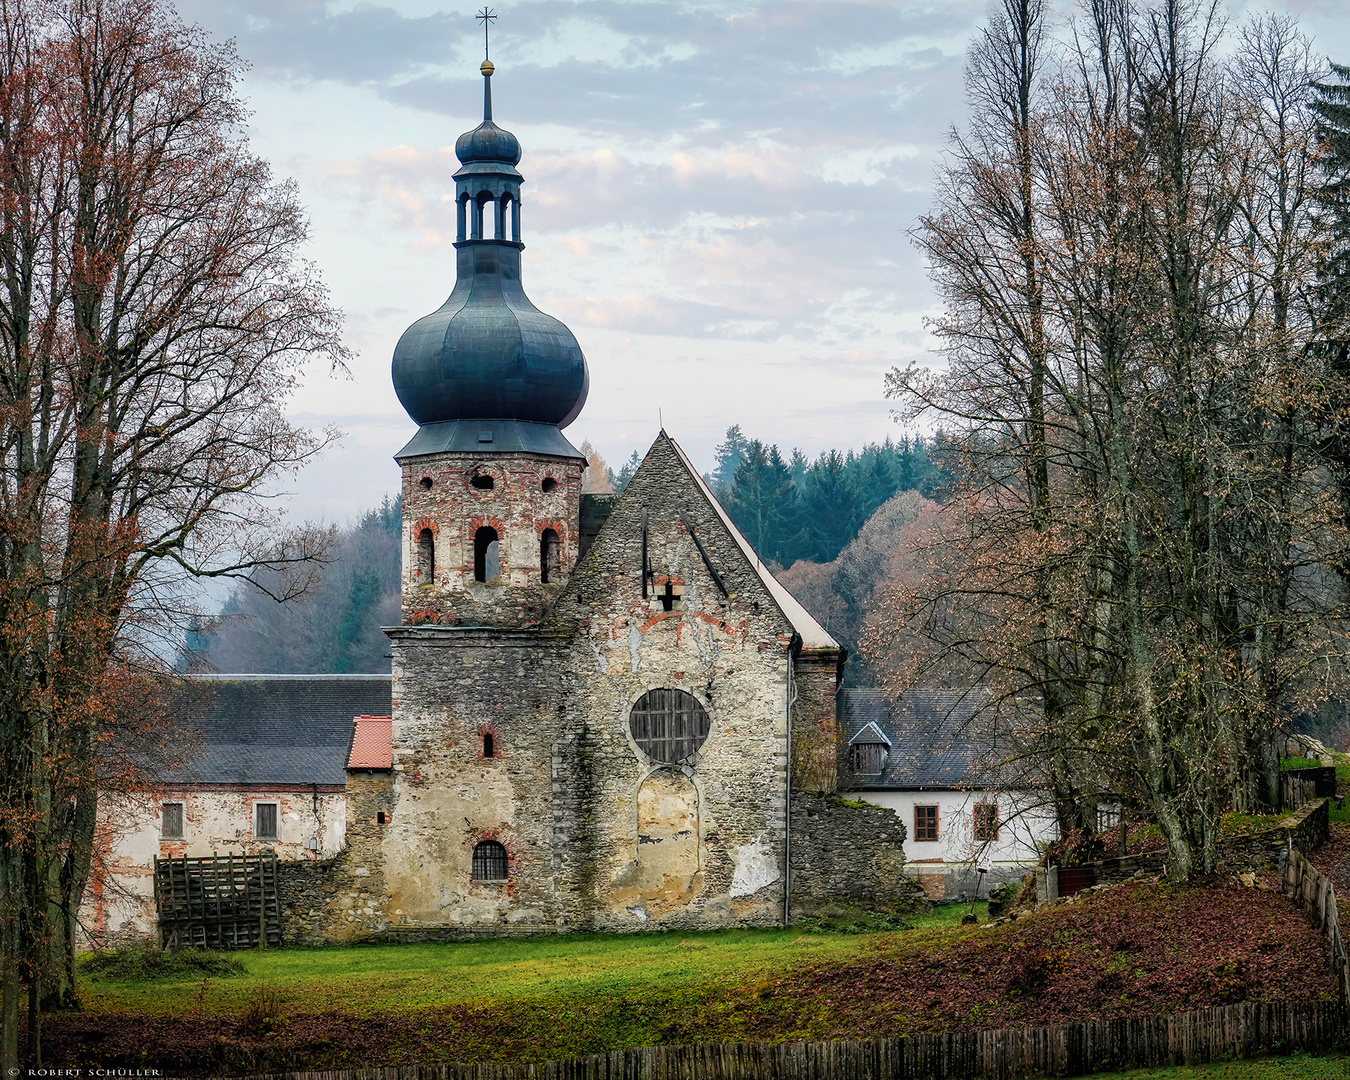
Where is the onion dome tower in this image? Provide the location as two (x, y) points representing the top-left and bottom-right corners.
(392, 52), (589, 627)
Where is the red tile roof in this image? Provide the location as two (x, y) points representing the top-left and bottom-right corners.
(347, 715), (392, 770)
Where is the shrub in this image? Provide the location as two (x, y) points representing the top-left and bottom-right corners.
(81, 945), (245, 982)
(238, 984), (287, 1036)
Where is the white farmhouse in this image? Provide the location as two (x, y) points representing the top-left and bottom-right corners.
(841, 689), (1059, 900)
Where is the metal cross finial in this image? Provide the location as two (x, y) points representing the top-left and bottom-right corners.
(476, 7), (496, 61)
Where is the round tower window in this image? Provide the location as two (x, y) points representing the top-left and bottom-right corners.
(419, 476), (433, 490)
(541, 477), (558, 492)
(471, 474), (494, 490)
(628, 689), (711, 765)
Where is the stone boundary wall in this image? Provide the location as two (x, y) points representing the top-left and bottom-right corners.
(789, 793), (924, 915)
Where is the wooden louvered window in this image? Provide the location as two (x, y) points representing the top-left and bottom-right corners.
(254, 802), (278, 840)
(628, 688), (711, 764)
(914, 805), (938, 842)
(161, 802), (184, 839)
(472, 840), (508, 882)
(973, 803), (1000, 842)
(849, 743), (887, 775)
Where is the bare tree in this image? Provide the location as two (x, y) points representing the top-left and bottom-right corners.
(871, 0), (1346, 882)
(0, 0), (346, 1066)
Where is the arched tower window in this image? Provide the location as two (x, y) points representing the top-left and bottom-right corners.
(457, 193), (469, 242)
(477, 192), (496, 239)
(471, 840), (508, 881)
(483, 731), (495, 758)
(628, 689), (711, 765)
(474, 526), (500, 583)
(417, 528), (435, 582)
(540, 528), (559, 583)
(501, 193), (514, 241)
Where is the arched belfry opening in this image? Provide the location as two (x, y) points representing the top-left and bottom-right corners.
(475, 526), (500, 583)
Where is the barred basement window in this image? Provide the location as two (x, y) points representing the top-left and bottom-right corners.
(161, 802), (184, 839)
(628, 688), (711, 765)
(472, 840), (508, 881)
(849, 743), (887, 775)
(914, 805), (938, 842)
(973, 803), (1000, 842)
(255, 802), (278, 840)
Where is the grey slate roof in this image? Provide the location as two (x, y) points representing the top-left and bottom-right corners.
(165, 675), (392, 787)
(840, 688), (998, 791)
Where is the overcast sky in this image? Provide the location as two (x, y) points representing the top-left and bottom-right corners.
(175, 0), (1350, 523)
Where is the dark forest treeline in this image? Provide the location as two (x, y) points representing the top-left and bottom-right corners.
(190, 498), (402, 674)
(708, 425), (949, 568)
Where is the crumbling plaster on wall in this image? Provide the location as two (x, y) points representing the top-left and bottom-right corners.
(83, 786), (345, 944)
(374, 630), (563, 930)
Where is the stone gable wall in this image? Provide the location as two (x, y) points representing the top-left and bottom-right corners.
(547, 435), (841, 931)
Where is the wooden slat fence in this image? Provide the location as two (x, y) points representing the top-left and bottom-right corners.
(1285, 846), (1350, 1005)
(234, 1001), (1345, 1080)
(154, 852), (281, 950)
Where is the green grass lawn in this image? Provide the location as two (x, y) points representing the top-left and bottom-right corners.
(1101, 1055), (1350, 1079)
(78, 903), (988, 1017)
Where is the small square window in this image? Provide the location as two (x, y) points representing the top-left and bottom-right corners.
(161, 802), (184, 839)
(974, 803), (1000, 842)
(254, 802), (278, 840)
(914, 805), (938, 842)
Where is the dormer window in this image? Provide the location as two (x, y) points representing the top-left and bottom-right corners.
(848, 720), (892, 778)
(849, 742), (888, 775)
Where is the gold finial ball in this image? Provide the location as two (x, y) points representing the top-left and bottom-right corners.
(480, 60), (495, 76)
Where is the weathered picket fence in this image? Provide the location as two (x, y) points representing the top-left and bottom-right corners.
(1285, 845), (1350, 1005)
(237, 1000), (1345, 1080)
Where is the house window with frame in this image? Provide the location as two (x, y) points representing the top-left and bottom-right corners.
(973, 803), (1000, 842)
(471, 840), (508, 881)
(914, 804), (939, 841)
(161, 802), (184, 839)
(254, 802), (278, 840)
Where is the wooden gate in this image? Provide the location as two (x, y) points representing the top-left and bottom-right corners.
(154, 852), (281, 949)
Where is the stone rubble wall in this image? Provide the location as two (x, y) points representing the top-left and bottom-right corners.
(789, 793), (926, 915)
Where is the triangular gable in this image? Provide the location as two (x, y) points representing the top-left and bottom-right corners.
(848, 720), (892, 747)
(664, 434), (839, 652)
